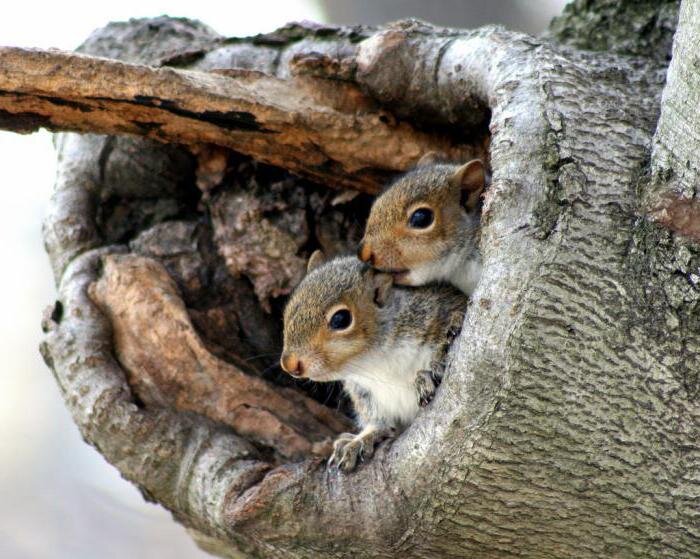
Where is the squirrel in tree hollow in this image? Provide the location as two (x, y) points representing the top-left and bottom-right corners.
(358, 154), (487, 295)
(281, 252), (467, 472)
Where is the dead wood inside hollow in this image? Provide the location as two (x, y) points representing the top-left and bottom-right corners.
(88, 252), (351, 460)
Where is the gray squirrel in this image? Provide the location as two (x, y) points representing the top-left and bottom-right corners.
(358, 154), (486, 295)
(281, 252), (467, 471)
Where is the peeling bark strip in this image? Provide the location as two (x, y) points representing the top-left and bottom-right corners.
(649, 193), (700, 241)
(40, 247), (276, 551)
(88, 254), (351, 460)
(0, 47), (482, 192)
(32, 10), (700, 559)
(0, 107), (53, 132)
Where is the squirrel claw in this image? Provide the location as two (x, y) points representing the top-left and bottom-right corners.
(329, 430), (381, 472)
(416, 369), (438, 407)
(330, 434), (364, 472)
(328, 433), (352, 468)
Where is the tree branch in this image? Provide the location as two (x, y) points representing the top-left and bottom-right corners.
(0, 46), (482, 193)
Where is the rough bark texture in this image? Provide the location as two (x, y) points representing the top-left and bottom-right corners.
(12, 4), (699, 558)
(0, 45), (483, 193)
(648, 0), (700, 242)
(548, 0), (680, 63)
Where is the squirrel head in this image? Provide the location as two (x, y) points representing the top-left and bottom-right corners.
(358, 155), (485, 286)
(280, 251), (393, 382)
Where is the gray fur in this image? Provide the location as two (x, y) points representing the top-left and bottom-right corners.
(362, 162), (486, 295)
(282, 256), (468, 471)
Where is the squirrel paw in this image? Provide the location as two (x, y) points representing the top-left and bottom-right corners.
(328, 432), (376, 472)
(416, 369), (439, 407)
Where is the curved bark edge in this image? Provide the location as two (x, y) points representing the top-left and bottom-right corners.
(40, 249), (286, 559)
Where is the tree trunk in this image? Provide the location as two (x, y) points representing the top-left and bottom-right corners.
(0, 3), (695, 558)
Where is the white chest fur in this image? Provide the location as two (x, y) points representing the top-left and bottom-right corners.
(448, 254), (482, 296)
(408, 250), (482, 296)
(343, 340), (434, 427)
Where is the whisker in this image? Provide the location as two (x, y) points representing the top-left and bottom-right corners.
(260, 363), (282, 375)
(243, 351), (283, 362)
(322, 382), (340, 407)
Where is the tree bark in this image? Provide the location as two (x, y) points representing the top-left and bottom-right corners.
(3, 5), (695, 559)
(648, 0), (700, 241)
(548, 0), (680, 63)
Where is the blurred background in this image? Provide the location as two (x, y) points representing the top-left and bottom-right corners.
(0, 1), (566, 557)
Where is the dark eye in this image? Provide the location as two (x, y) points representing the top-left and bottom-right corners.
(329, 309), (352, 331)
(408, 207), (434, 229)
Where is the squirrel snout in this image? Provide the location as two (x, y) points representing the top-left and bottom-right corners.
(358, 242), (375, 265)
(280, 353), (304, 377)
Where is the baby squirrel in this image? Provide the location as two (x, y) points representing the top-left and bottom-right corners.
(358, 153), (487, 295)
(281, 251), (467, 471)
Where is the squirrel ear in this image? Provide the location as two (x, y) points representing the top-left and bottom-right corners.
(415, 151), (442, 167)
(449, 159), (486, 211)
(306, 250), (326, 274)
(372, 272), (394, 308)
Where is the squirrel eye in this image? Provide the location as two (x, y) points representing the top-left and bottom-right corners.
(408, 207), (434, 229)
(328, 309), (352, 331)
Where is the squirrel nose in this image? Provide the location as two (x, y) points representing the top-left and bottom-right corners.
(280, 353), (304, 377)
(358, 242), (374, 265)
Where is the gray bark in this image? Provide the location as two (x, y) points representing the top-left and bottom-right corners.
(20, 4), (700, 559)
(548, 0), (680, 63)
(648, 0), (700, 242)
